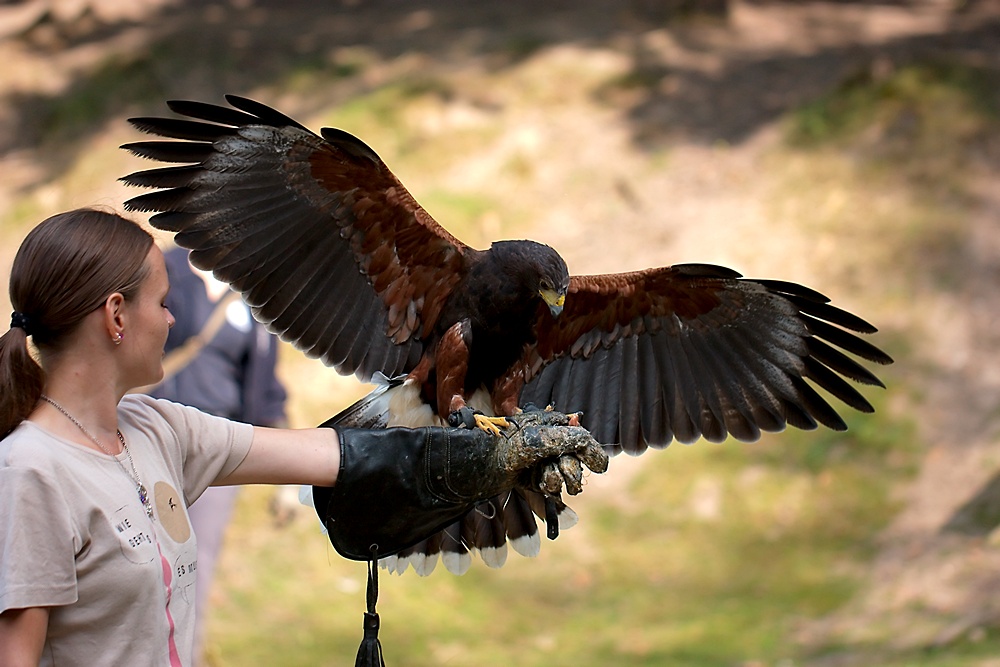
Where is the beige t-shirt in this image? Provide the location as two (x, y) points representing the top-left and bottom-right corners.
(0, 394), (254, 666)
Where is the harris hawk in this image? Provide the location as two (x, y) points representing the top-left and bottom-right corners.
(120, 95), (893, 576)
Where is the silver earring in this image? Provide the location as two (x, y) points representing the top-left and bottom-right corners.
(113, 332), (123, 345)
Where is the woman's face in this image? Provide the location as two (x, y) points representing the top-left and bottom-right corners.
(121, 246), (175, 388)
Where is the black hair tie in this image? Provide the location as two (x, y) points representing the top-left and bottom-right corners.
(10, 312), (32, 335)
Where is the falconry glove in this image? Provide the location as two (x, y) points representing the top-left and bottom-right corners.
(312, 409), (609, 561)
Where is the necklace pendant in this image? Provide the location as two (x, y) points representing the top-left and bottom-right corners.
(138, 484), (153, 518)
(40, 395), (155, 520)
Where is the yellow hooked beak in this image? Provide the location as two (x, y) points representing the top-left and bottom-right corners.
(540, 289), (565, 317)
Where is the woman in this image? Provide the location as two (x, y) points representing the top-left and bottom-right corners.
(0, 208), (607, 666)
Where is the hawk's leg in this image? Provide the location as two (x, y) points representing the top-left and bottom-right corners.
(447, 404), (510, 436)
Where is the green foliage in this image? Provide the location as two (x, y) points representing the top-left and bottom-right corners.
(0, 198), (47, 247)
(41, 58), (157, 138)
(764, 59), (1000, 301)
(323, 77), (456, 139)
(278, 51), (364, 95)
(418, 189), (499, 245)
(499, 34), (548, 62)
(34, 44), (188, 146)
(595, 66), (670, 101)
(786, 60), (999, 153)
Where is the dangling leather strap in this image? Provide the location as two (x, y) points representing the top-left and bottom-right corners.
(354, 548), (386, 667)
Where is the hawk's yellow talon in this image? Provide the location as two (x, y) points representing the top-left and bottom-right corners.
(474, 414), (509, 436)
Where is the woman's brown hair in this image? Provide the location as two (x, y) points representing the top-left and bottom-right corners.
(0, 208), (154, 437)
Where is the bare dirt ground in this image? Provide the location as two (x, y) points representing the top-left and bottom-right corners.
(3, 0), (1000, 661)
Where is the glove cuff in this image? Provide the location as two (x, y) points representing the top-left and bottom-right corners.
(313, 425), (500, 561)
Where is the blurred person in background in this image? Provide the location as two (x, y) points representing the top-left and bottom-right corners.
(147, 245), (289, 663)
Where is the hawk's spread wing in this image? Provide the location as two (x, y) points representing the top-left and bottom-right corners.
(121, 95), (470, 382)
(519, 264), (892, 455)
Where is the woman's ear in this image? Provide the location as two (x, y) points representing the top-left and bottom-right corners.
(103, 292), (126, 345)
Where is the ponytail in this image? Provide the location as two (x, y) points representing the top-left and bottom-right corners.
(0, 327), (44, 437)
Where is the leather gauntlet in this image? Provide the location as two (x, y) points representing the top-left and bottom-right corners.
(312, 412), (608, 561)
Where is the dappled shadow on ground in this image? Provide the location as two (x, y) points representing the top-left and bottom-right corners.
(1, 0), (999, 190)
(626, 18), (1000, 146)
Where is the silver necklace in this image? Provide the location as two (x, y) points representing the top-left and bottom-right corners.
(40, 395), (154, 519)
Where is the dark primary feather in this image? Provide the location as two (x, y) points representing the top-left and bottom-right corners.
(518, 264), (893, 454)
(122, 98), (468, 382)
(121, 96), (893, 575)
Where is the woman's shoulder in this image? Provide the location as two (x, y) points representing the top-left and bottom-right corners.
(118, 394), (244, 442)
(118, 394), (196, 435)
(119, 393), (205, 422)
(0, 420), (91, 474)
(119, 393), (167, 414)
(1, 420), (55, 461)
